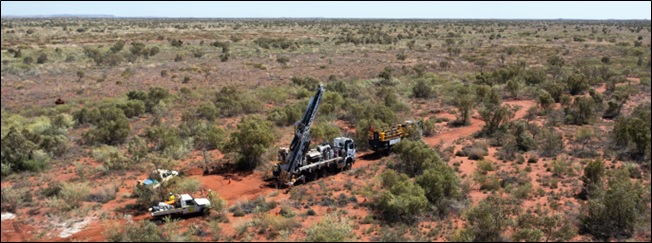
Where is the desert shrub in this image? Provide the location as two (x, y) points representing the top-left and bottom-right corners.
(213, 86), (263, 117)
(36, 53), (48, 64)
(376, 170), (429, 223)
(1, 187), (31, 212)
(60, 182), (90, 210)
(476, 160), (494, 174)
(276, 56), (290, 65)
(311, 122), (341, 143)
(87, 184), (118, 203)
(463, 195), (516, 242)
(452, 84), (476, 126)
(254, 37), (293, 49)
(458, 142), (489, 160)
(144, 126), (182, 152)
(413, 79), (434, 98)
(580, 158), (605, 199)
(193, 125), (227, 151)
(127, 136), (148, 163)
(82, 107), (130, 145)
(612, 102), (651, 161)
(127, 87), (170, 113)
(320, 92), (345, 116)
(416, 163), (462, 213)
(422, 119), (436, 137)
(537, 126), (564, 157)
(474, 172), (501, 191)
(390, 140), (441, 177)
(105, 220), (164, 242)
(191, 103), (218, 122)
(479, 103), (514, 136)
(267, 102), (303, 127)
(116, 99), (145, 118)
(225, 116), (275, 171)
(133, 183), (159, 208)
(582, 169), (648, 239)
(512, 213), (576, 242)
(23, 56), (33, 64)
(92, 145), (129, 171)
(230, 196), (277, 215)
(291, 76), (320, 90)
(550, 156), (573, 178)
(566, 73), (589, 95)
(304, 213), (353, 242)
(565, 96), (596, 125)
(207, 190), (227, 213)
(508, 121), (537, 152)
(172, 178), (201, 194)
(1, 127), (47, 174)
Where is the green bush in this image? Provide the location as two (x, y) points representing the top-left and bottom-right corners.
(172, 178), (201, 194)
(463, 195), (516, 241)
(105, 220), (164, 242)
(304, 213), (353, 242)
(291, 76), (320, 90)
(582, 169), (647, 239)
(422, 119), (436, 137)
(565, 96), (596, 125)
(311, 122), (341, 143)
(267, 102), (303, 127)
(82, 107), (130, 145)
(116, 100), (145, 118)
(566, 73), (589, 95)
(1, 187), (31, 213)
(226, 116), (275, 171)
(87, 184), (118, 203)
(195, 103), (219, 121)
(416, 164), (462, 208)
(537, 126), (564, 157)
(376, 170), (429, 222)
(390, 140), (441, 177)
(194, 125), (227, 151)
(60, 182), (91, 210)
(512, 213), (575, 242)
(214, 86), (263, 117)
(92, 145), (129, 171)
(1, 127), (46, 174)
(612, 102), (651, 160)
(127, 136), (148, 163)
(413, 79), (434, 98)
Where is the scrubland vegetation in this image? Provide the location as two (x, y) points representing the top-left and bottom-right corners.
(1, 18), (650, 242)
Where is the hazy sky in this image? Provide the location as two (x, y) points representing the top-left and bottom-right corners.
(1, 1), (650, 19)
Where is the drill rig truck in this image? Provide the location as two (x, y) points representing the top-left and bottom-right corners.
(272, 84), (356, 188)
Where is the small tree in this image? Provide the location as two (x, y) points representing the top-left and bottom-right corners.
(412, 79), (434, 98)
(453, 84), (476, 126)
(226, 116), (274, 171)
(582, 169), (647, 239)
(566, 73), (589, 95)
(82, 107), (130, 145)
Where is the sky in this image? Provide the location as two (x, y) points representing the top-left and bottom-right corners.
(1, 1), (650, 19)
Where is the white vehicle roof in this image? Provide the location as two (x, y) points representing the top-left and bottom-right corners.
(179, 194), (193, 201)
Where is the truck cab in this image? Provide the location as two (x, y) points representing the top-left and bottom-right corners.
(333, 137), (356, 161)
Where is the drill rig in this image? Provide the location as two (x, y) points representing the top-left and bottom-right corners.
(272, 84), (356, 188)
